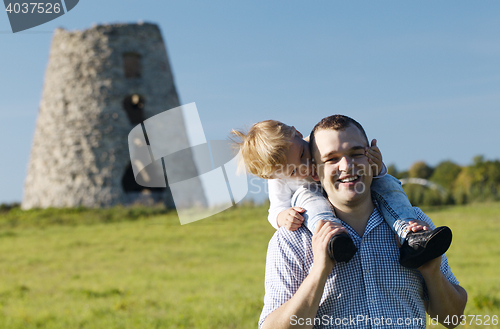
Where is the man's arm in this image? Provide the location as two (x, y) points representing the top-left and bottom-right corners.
(261, 221), (344, 329)
(420, 254), (467, 329)
(410, 211), (467, 329)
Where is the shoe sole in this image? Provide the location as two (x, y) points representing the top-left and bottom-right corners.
(399, 226), (453, 269)
(329, 233), (358, 263)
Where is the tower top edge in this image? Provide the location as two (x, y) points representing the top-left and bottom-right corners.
(54, 22), (160, 36)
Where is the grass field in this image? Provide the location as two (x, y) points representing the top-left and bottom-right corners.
(0, 202), (498, 328)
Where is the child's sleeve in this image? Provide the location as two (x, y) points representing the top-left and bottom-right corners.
(267, 179), (294, 230)
(373, 162), (388, 179)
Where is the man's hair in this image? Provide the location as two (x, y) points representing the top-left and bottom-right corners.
(230, 120), (296, 179)
(309, 115), (369, 158)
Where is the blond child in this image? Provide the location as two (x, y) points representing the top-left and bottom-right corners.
(232, 119), (452, 268)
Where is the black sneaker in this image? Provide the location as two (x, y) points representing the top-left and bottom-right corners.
(399, 226), (452, 269)
(328, 233), (358, 263)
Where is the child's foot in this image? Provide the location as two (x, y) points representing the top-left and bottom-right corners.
(328, 233), (358, 263)
(399, 226), (452, 269)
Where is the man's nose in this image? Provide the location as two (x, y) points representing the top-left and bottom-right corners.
(338, 156), (353, 172)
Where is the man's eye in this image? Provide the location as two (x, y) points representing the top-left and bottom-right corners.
(353, 153), (365, 158)
(291, 169), (296, 176)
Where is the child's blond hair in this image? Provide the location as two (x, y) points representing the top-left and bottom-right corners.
(230, 120), (295, 179)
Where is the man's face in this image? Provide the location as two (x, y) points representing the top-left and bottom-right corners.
(273, 132), (313, 180)
(312, 125), (373, 207)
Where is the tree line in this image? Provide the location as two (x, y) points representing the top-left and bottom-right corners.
(388, 156), (500, 206)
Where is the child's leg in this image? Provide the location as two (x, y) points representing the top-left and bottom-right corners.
(291, 183), (341, 233)
(370, 174), (414, 245)
(292, 183), (357, 263)
(371, 174), (453, 269)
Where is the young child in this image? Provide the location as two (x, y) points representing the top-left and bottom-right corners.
(231, 120), (452, 269)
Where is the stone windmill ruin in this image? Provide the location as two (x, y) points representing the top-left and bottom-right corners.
(22, 23), (206, 209)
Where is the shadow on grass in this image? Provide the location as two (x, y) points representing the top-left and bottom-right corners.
(0, 204), (177, 229)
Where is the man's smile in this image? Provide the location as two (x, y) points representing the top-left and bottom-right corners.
(337, 174), (360, 184)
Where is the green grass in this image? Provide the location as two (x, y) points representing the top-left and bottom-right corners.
(0, 202), (498, 328)
(421, 202), (500, 328)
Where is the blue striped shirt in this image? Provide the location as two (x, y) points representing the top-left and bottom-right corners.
(259, 207), (459, 328)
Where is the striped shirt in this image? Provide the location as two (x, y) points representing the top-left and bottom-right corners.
(259, 207), (459, 328)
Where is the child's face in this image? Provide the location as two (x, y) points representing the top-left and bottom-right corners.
(274, 132), (313, 180)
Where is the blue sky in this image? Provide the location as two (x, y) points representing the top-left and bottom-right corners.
(1, 1), (500, 204)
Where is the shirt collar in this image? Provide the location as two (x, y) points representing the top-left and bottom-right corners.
(340, 200), (384, 240)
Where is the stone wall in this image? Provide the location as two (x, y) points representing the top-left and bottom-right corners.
(22, 23), (206, 209)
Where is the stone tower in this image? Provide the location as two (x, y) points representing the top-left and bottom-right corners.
(22, 23), (206, 209)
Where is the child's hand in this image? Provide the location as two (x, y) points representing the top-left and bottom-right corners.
(406, 220), (429, 233)
(365, 139), (383, 176)
(395, 220), (430, 247)
(277, 207), (305, 231)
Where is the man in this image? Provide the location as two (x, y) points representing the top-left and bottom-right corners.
(259, 115), (467, 329)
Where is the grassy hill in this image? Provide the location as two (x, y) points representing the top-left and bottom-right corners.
(0, 202), (498, 328)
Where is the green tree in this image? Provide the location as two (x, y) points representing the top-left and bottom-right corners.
(403, 184), (425, 206)
(452, 156), (500, 203)
(387, 164), (398, 177)
(429, 160), (462, 191)
(409, 161), (434, 179)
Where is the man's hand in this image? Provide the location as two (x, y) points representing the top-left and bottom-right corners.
(312, 220), (346, 274)
(277, 207), (305, 231)
(365, 139), (383, 176)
